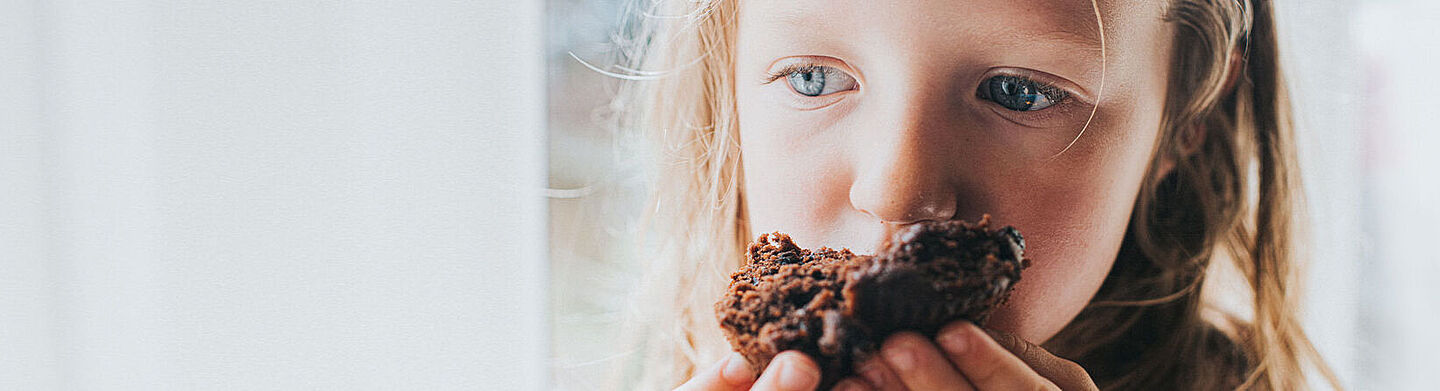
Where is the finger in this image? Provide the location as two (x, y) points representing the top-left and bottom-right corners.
(881, 331), (972, 391)
(853, 358), (907, 391)
(673, 352), (756, 391)
(829, 377), (875, 391)
(935, 322), (1057, 391)
(983, 328), (1098, 391)
(751, 351), (822, 391)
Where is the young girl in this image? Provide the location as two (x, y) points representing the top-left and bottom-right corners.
(605, 0), (1340, 389)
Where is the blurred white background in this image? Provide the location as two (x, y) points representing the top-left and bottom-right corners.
(1, 1), (547, 389)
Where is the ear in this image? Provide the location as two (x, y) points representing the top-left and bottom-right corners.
(1151, 48), (1242, 184)
(1151, 122), (1205, 183)
(1220, 47), (1245, 97)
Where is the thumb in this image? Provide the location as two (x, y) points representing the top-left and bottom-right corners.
(674, 352), (757, 391)
(750, 351), (821, 391)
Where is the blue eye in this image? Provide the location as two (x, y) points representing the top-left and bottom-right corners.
(782, 65), (858, 97)
(979, 75), (1065, 111)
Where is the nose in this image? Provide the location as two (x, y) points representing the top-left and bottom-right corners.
(848, 160), (958, 224)
(848, 97), (960, 225)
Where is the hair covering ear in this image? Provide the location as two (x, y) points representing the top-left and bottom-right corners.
(1221, 47), (1245, 97)
(1179, 47), (1243, 166)
(1177, 122), (1206, 159)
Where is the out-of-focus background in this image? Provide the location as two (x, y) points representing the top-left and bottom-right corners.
(1, 1), (547, 389)
(0, 0), (1435, 390)
(547, 0), (1440, 390)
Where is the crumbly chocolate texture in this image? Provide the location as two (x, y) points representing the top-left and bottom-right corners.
(715, 215), (1029, 388)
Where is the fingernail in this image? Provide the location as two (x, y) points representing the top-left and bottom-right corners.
(721, 352), (753, 385)
(832, 378), (867, 391)
(778, 354), (820, 390)
(858, 363), (886, 388)
(882, 342), (916, 372)
(939, 328), (968, 355)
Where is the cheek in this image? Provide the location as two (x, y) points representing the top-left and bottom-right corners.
(737, 98), (857, 248)
(982, 192), (1134, 344)
(740, 150), (851, 245)
(982, 104), (1164, 344)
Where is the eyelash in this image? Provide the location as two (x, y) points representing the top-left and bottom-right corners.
(991, 75), (1068, 100)
(762, 62), (827, 84)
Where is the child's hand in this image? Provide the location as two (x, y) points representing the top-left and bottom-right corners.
(837, 322), (1098, 391)
(673, 321), (1096, 391)
(674, 350), (822, 391)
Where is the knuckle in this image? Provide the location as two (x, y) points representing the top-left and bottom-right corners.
(996, 332), (1031, 355)
(1013, 337), (1037, 357)
(988, 329), (1014, 345)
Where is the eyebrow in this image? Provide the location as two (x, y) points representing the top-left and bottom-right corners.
(1033, 28), (1103, 51)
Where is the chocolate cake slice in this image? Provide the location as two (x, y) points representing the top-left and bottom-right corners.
(715, 215), (1029, 388)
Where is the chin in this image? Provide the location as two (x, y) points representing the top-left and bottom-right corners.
(982, 288), (1088, 344)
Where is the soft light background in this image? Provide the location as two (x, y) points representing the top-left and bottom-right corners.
(548, 0), (1440, 390)
(1, 1), (547, 389)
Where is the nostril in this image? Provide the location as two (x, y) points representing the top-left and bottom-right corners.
(911, 203), (955, 223)
(852, 199), (957, 226)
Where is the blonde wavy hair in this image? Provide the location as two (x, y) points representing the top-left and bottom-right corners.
(602, 0), (1341, 389)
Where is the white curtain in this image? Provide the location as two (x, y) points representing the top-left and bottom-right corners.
(0, 1), (547, 389)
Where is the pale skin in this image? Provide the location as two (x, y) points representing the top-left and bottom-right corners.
(680, 0), (1184, 389)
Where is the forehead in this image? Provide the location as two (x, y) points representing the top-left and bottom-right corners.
(735, 0), (1168, 89)
(750, 0), (1106, 45)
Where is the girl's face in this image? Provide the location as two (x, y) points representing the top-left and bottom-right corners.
(736, 0), (1175, 343)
